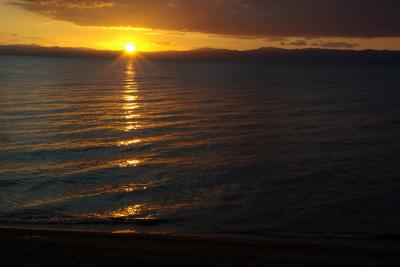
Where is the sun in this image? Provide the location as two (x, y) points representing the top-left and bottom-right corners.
(124, 43), (137, 54)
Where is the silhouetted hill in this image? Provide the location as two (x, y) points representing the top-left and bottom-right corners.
(0, 45), (118, 58)
(144, 47), (400, 64)
(1, 45), (400, 64)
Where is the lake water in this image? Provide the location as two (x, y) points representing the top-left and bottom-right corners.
(1, 55), (400, 237)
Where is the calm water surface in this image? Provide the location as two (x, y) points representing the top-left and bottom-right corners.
(1, 56), (400, 236)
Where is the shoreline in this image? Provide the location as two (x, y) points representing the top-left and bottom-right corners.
(1, 227), (400, 266)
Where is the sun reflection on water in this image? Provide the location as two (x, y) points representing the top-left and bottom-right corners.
(125, 114), (140, 120)
(124, 124), (141, 131)
(108, 204), (156, 220)
(122, 60), (141, 132)
(117, 139), (142, 146)
(124, 95), (138, 101)
(104, 60), (155, 220)
(111, 204), (143, 218)
(118, 159), (141, 167)
(117, 59), (143, 167)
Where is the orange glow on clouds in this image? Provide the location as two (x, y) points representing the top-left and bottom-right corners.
(1, 2), (400, 51)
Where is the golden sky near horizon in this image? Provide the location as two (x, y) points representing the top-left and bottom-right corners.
(1, 1), (400, 52)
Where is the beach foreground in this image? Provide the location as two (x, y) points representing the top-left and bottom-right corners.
(1, 228), (400, 267)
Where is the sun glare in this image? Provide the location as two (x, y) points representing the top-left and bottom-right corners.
(124, 43), (137, 53)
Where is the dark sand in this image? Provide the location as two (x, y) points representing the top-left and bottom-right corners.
(1, 228), (400, 267)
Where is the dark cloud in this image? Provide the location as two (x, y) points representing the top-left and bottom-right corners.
(18, 0), (113, 8)
(266, 37), (288, 42)
(315, 41), (360, 49)
(288, 40), (308, 46)
(12, 0), (400, 38)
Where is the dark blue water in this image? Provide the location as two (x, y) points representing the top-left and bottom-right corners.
(1, 55), (400, 236)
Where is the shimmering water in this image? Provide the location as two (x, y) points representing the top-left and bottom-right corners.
(1, 56), (400, 236)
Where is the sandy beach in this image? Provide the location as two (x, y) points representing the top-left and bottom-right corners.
(1, 227), (400, 266)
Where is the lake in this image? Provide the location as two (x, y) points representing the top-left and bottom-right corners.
(1, 56), (400, 237)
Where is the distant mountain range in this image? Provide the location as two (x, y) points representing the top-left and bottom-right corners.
(0, 45), (117, 58)
(1, 45), (400, 64)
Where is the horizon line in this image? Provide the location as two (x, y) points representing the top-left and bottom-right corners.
(1, 44), (400, 53)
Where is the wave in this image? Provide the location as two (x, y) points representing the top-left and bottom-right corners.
(0, 211), (167, 226)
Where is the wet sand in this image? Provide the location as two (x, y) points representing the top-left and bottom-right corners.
(1, 227), (400, 267)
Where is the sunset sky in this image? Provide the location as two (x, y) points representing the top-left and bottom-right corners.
(1, 0), (400, 52)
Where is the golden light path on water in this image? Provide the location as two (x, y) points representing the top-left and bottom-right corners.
(110, 59), (152, 220)
(122, 60), (142, 133)
(122, 59), (140, 131)
(121, 59), (142, 153)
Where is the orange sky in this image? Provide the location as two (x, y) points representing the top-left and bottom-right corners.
(1, 1), (400, 52)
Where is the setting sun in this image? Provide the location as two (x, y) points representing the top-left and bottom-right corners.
(124, 43), (137, 53)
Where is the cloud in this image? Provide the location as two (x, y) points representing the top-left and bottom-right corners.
(314, 41), (360, 49)
(17, 0), (114, 8)
(12, 0), (400, 38)
(288, 39), (308, 46)
(0, 33), (57, 45)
